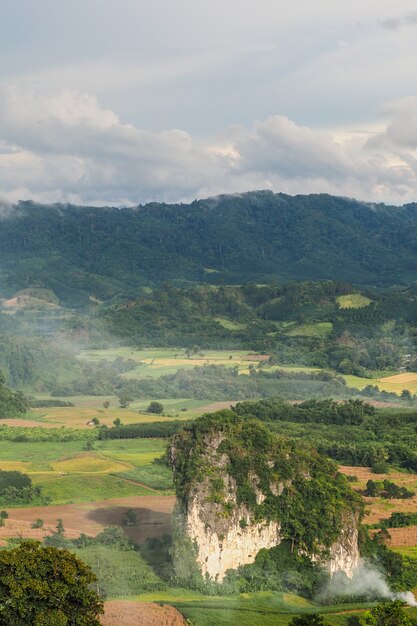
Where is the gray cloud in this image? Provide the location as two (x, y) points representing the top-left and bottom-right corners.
(381, 11), (417, 30)
(1, 87), (417, 206)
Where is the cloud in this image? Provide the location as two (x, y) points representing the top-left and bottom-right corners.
(1, 86), (417, 206)
(380, 11), (417, 31)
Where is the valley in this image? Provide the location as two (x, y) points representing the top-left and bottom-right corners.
(1, 195), (417, 624)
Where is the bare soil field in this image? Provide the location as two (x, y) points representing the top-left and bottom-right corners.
(340, 466), (417, 526)
(102, 601), (186, 626)
(0, 495), (175, 543)
(387, 526), (417, 549)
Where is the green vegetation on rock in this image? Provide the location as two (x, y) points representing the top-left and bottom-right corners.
(171, 411), (362, 555)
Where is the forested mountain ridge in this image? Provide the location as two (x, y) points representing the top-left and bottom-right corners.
(1, 191), (417, 304)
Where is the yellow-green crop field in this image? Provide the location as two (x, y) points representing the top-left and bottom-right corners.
(0, 438), (172, 504)
(344, 372), (417, 394)
(77, 347), (268, 379)
(337, 293), (372, 308)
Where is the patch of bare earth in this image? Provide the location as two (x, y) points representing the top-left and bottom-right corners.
(0, 496), (175, 543)
(388, 526), (417, 549)
(340, 466), (417, 527)
(102, 602), (186, 626)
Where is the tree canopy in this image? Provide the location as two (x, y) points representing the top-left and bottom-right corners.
(0, 541), (103, 625)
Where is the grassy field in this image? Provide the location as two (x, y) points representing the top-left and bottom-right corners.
(75, 545), (164, 596)
(0, 438), (172, 504)
(77, 347), (269, 380)
(32, 474), (154, 503)
(29, 395), (195, 426)
(125, 591), (379, 626)
(337, 293), (372, 309)
(344, 372), (417, 394)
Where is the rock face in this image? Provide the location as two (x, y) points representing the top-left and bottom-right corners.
(326, 512), (360, 578)
(178, 475), (360, 581)
(171, 412), (362, 583)
(184, 473), (282, 581)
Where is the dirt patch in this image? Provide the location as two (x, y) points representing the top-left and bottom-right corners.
(388, 526), (417, 549)
(340, 466), (417, 526)
(102, 602), (186, 626)
(240, 354), (270, 361)
(0, 496), (175, 543)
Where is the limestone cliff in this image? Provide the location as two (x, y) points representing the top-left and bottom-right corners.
(325, 512), (360, 578)
(170, 411), (362, 582)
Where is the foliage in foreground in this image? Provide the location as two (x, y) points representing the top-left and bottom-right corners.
(0, 540), (103, 625)
(360, 600), (417, 626)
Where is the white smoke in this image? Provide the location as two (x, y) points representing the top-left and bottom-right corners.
(319, 559), (417, 606)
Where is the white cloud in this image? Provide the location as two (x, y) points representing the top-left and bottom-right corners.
(1, 87), (417, 206)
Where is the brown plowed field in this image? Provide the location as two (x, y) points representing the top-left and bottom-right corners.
(340, 466), (417, 526)
(0, 496), (175, 543)
(388, 526), (417, 549)
(102, 601), (186, 626)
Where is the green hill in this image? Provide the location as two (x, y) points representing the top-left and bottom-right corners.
(2, 192), (417, 304)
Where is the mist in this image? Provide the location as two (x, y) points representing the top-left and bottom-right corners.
(319, 559), (417, 606)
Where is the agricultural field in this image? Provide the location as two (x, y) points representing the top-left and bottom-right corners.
(102, 601), (186, 626)
(0, 438), (173, 506)
(337, 293), (372, 309)
(0, 494), (175, 544)
(286, 322), (333, 337)
(77, 347), (264, 380)
(340, 465), (417, 551)
(128, 591), (379, 626)
(29, 395), (191, 427)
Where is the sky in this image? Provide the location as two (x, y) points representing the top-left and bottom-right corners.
(1, 0), (417, 205)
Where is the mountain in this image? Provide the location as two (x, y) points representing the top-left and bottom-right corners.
(1, 191), (417, 305)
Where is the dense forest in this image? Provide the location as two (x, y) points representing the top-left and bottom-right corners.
(1, 192), (417, 304)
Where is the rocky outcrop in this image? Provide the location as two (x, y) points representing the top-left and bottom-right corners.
(176, 475), (360, 581)
(184, 474), (281, 581)
(171, 412), (362, 583)
(325, 512), (360, 578)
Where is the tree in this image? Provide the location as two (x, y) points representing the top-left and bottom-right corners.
(146, 401), (164, 415)
(0, 540), (103, 625)
(122, 509), (137, 527)
(31, 518), (44, 529)
(56, 519), (65, 535)
(113, 418), (122, 427)
(102, 400), (110, 409)
(360, 600), (414, 626)
(118, 393), (132, 409)
(289, 615), (328, 626)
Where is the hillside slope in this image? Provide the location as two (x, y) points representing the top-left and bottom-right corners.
(1, 191), (417, 303)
